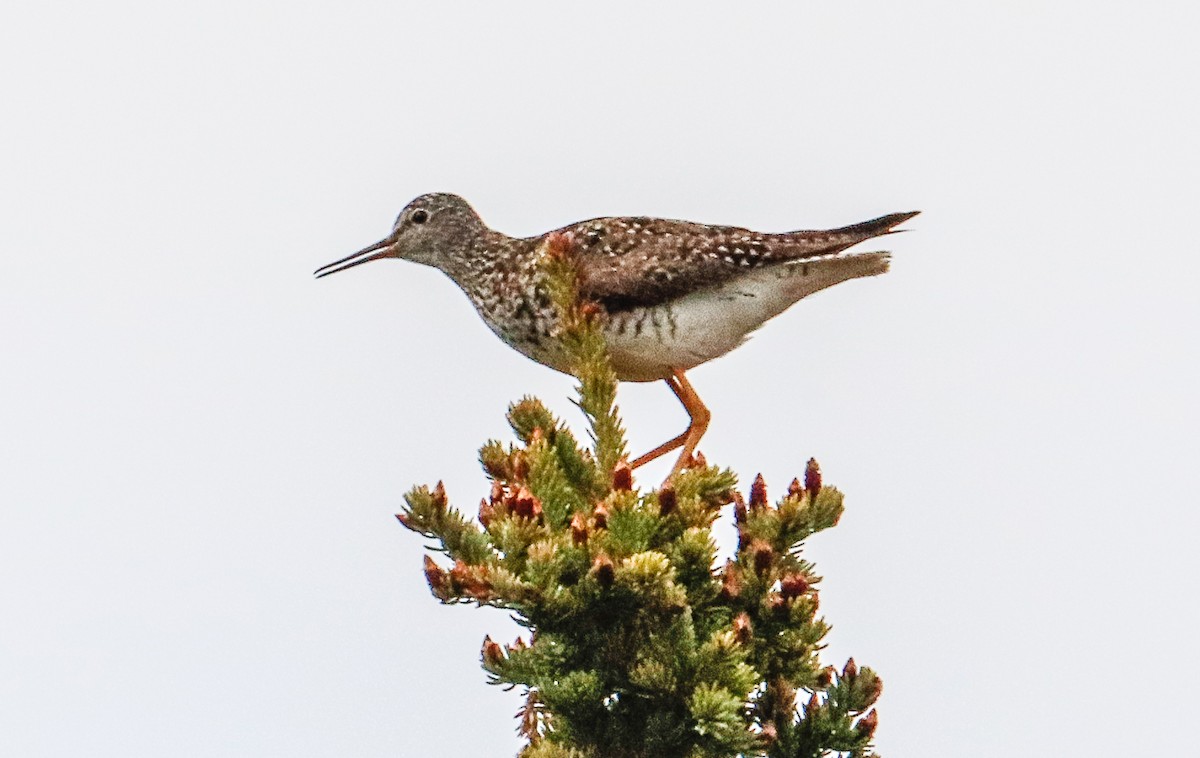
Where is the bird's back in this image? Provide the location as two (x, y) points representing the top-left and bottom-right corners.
(556, 212), (917, 312)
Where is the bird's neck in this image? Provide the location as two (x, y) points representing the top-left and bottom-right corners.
(435, 228), (509, 275)
(430, 228), (524, 293)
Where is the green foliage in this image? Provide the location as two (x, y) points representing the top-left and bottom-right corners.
(396, 233), (883, 757)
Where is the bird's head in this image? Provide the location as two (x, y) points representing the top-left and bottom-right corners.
(314, 192), (485, 279)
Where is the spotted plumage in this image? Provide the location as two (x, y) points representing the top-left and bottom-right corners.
(316, 192), (918, 477)
(560, 212), (914, 312)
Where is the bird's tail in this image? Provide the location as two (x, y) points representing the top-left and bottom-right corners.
(775, 210), (918, 260)
(823, 210), (920, 240)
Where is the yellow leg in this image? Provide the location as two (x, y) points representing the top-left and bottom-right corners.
(666, 372), (711, 478)
(630, 376), (688, 468)
(629, 371), (711, 480)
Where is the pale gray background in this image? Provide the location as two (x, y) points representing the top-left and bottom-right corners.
(2, 2), (1197, 756)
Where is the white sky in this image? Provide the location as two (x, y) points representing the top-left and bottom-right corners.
(2, 2), (1197, 756)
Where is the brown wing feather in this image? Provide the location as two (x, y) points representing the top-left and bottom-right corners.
(566, 211), (919, 311)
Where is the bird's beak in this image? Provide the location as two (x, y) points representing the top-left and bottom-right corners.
(313, 236), (397, 279)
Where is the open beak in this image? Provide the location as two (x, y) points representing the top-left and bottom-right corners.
(314, 236), (397, 279)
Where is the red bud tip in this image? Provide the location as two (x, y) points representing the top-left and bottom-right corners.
(815, 666), (835, 688)
(658, 486), (677, 516)
(805, 693), (821, 716)
(749, 473), (768, 509)
(478, 499), (494, 527)
(612, 460), (633, 491)
(543, 231), (575, 261)
(732, 491), (747, 524)
(432, 480), (447, 510)
(864, 674), (884, 705)
(489, 481), (504, 505)
(512, 486), (541, 520)
(570, 512), (588, 545)
(579, 301), (603, 321)
(750, 539), (775, 575)
(518, 689), (541, 742)
(733, 612), (753, 644)
(528, 426), (544, 444)
(482, 636), (504, 666)
(855, 709), (878, 739)
(843, 657), (858, 681)
(719, 560), (742, 601)
(423, 555), (449, 598)
(691, 451), (707, 469)
(760, 722), (778, 744)
(804, 458), (822, 498)
(787, 477), (804, 499)
(591, 553), (615, 587)
(593, 503), (609, 530)
(780, 573), (809, 600)
(395, 513), (411, 528)
(450, 560), (492, 599)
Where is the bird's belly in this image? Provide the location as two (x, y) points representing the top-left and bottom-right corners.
(602, 255), (887, 382)
(603, 297), (750, 382)
(473, 283), (773, 382)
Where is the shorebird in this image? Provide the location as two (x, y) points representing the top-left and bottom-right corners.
(315, 194), (917, 477)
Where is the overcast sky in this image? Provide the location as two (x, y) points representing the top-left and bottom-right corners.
(2, 2), (1197, 756)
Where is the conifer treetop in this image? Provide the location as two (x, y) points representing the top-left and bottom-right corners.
(397, 232), (882, 757)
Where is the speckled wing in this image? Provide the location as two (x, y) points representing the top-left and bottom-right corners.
(565, 211), (919, 311)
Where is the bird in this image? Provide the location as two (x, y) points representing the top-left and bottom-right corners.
(315, 193), (917, 478)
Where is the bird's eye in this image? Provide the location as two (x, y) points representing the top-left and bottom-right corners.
(411, 209), (429, 224)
